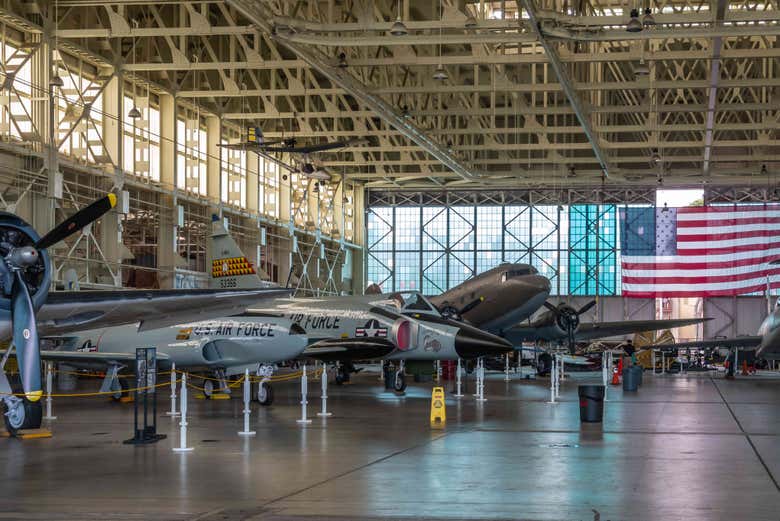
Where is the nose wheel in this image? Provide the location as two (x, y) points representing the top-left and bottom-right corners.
(256, 381), (274, 406)
(393, 361), (407, 393)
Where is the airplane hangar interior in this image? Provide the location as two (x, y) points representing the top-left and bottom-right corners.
(0, 0), (779, 519)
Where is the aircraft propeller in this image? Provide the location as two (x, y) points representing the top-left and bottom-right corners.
(439, 296), (484, 322)
(3, 194), (116, 401)
(542, 299), (597, 354)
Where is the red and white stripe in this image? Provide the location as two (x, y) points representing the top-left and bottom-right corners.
(622, 205), (780, 297)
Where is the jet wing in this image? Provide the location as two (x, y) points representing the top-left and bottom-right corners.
(649, 336), (763, 350)
(504, 317), (709, 344)
(302, 337), (396, 362)
(0, 349), (170, 364)
(36, 287), (291, 335)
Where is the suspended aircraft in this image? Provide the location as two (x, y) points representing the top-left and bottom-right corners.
(0, 195), (291, 433)
(218, 126), (368, 181)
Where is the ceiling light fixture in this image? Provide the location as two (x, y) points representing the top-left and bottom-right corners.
(642, 7), (656, 26)
(662, 202), (669, 212)
(762, 164), (768, 175)
(433, 64), (448, 81)
(337, 52), (348, 68)
(390, 2), (408, 36)
(128, 106), (142, 119)
(567, 166), (576, 178)
(626, 8), (643, 32)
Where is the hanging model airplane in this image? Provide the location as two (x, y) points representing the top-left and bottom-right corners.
(0, 196), (291, 433)
(218, 127), (368, 181)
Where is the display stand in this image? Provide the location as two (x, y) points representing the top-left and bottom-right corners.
(124, 347), (166, 445)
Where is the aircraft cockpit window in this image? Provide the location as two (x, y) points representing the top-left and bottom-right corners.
(500, 266), (538, 282)
(387, 292), (436, 312)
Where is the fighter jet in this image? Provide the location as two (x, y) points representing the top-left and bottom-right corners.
(0, 195), (290, 434)
(39, 316), (308, 410)
(210, 221), (512, 392)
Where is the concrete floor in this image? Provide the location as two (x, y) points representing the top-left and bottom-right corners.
(0, 368), (778, 521)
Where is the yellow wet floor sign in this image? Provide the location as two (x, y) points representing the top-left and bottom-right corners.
(430, 386), (446, 427)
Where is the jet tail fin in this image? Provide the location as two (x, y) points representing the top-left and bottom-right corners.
(209, 215), (269, 289)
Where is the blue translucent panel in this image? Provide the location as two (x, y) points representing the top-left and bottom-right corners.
(422, 251), (447, 294)
(476, 250), (503, 274)
(531, 205), (560, 250)
(367, 207), (393, 250)
(476, 206), (502, 250)
(448, 251), (474, 289)
(568, 205), (617, 296)
(394, 207), (420, 251)
(394, 251), (420, 291)
(366, 250), (393, 291)
(503, 251), (530, 264)
(531, 249), (559, 290)
(504, 205), (530, 250)
(422, 206), (447, 250)
(449, 206), (475, 250)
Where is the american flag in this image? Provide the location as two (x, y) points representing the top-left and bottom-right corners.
(620, 204), (780, 298)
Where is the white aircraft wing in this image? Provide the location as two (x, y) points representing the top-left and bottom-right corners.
(0, 349), (170, 363)
(36, 287), (291, 335)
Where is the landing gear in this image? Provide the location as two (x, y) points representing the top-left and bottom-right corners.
(111, 376), (129, 401)
(203, 379), (216, 398)
(3, 398), (42, 435)
(335, 363), (351, 385)
(256, 381), (274, 406)
(537, 352), (553, 376)
(393, 360), (407, 393)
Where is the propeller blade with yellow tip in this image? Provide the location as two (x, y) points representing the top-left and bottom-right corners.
(36, 193), (117, 250)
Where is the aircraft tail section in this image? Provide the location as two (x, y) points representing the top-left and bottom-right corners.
(210, 215), (269, 289)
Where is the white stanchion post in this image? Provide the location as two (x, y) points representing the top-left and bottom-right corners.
(504, 354), (510, 382)
(548, 356), (557, 404)
(238, 369), (256, 436)
(317, 365), (332, 417)
(297, 363), (312, 424)
(166, 363), (180, 417)
(554, 355), (561, 399)
(477, 357), (487, 402)
(454, 358), (464, 397)
(173, 373), (194, 452)
(602, 353), (609, 402)
(43, 361), (56, 420)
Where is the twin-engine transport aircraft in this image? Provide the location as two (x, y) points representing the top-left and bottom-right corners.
(426, 264), (707, 358)
(0, 196), (290, 434)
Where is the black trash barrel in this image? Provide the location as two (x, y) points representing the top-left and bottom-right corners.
(623, 366), (639, 391)
(578, 385), (605, 423)
(632, 365), (643, 386)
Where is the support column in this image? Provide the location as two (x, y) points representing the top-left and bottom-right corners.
(158, 94), (177, 289)
(351, 183), (366, 294)
(206, 116), (221, 205)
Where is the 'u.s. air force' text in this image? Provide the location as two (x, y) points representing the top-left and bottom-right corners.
(191, 322), (276, 337)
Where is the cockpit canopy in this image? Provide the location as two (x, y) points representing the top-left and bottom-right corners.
(383, 291), (439, 314)
(500, 264), (538, 283)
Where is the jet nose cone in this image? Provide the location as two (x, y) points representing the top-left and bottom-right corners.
(454, 324), (513, 359)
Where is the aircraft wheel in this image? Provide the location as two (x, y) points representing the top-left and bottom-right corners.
(257, 382), (274, 406)
(4, 399), (42, 436)
(537, 353), (552, 376)
(334, 366), (349, 386)
(203, 379), (215, 398)
(393, 372), (407, 393)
